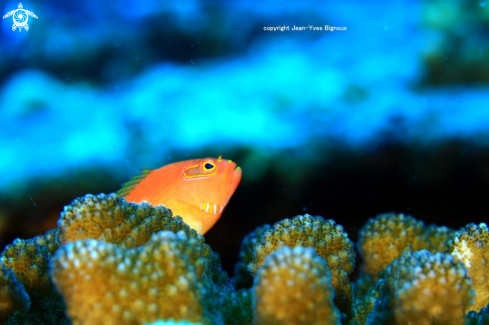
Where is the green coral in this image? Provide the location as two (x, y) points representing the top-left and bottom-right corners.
(2, 192), (488, 324)
(1, 230), (68, 324)
(466, 303), (489, 324)
(57, 193), (185, 247)
(446, 222), (489, 312)
(248, 214), (355, 317)
(253, 246), (340, 325)
(51, 229), (253, 325)
(349, 281), (380, 325)
(2, 193), (254, 325)
(203, 281), (253, 325)
(51, 231), (209, 324)
(0, 262), (29, 322)
(352, 270), (375, 300)
(1, 237), (53, 291)
(357, 213), (425, 281)
(420, 224), (455, 253)
(231, 224), (271, 290)
(145, 321), (203, 325)
(1, 193), (231, 324)
(33, 228), (60, 255)
(58, 192), (232, 287)
(367, 250), (473, 325)
(357, 213), (455, 283)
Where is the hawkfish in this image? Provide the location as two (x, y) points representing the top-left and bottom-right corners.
(117, 156), (241, 234)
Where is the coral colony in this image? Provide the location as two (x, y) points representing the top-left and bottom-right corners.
(1, 193), (489, 324)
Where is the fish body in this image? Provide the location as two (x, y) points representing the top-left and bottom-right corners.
(117, 156), (241, 234)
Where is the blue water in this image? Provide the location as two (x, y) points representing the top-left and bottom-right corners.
(1, 0), (488, 193)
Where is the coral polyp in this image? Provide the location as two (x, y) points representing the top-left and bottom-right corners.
(248, 215), (355, 317)
(1, 194), (488, 324)
(51, 231), (208, 325)
(253, 246), (340, 325)
(368, 250), (473, 325)
(446, 223), (489, 312)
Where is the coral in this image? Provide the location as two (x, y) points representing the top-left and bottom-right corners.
(248, 215), (355, 317)
(349, 282), (380, 325)
(232, 224), (271, 290)
(51, 231), (209, 325)
(57, 193), (181, 247)
(445, 222), (489, 312)
(1, 235), (54, 292)
(368, 250), (473, 325)
(144, 321), (203, 325)
(2, 193), (486, 324)
(2, 193), (254, 325)
(51, 221), (250, 325)
(466, 303), (489, 325)
(227, 289), (254, 325)
(0, 229), (69, 324)
(203, 282), (254, 325)
(0, 262), (29, 322)
(2, 193), (221, 324)
(352, 270), (375, 298)
(253, 246), (340, 325)
(57, 193), (208, 253)
(4, 283), (69, 325)
(356, 213), (456, 299)
(420, 224), (455, 253)
(357, 213), (425, 281)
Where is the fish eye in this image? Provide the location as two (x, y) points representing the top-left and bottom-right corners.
(203, 162), (215, 171)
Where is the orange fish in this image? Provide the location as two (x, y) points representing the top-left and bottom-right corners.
(117, 156), (242, 234)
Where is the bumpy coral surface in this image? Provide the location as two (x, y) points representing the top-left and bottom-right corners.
(357, 213), (425, 281)
(51, 231), (208, 325)
(446, 222), (489, 312)
(3, 192), (489, 325)
(466, 304), (489, 324)
(58, 193), (178, 247)
(0, 262), (29, 322)
(349, 280), (380, 325)
(1, 235), (54, 291)
(2, 193), (250, 325)
(1, 193), (197, 300)
(248, 214), (355, 316)
(368, 250), (473, 325)
(232, 224), (271, 290)
(420, 224), (455, 253)
(145, 321), (203, 325)
(0, 229), (68, 324)
(254, 246), (340, 325)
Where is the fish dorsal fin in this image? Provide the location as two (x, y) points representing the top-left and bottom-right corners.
(116, 169), (153, 198)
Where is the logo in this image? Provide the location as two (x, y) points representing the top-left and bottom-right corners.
(3, 3), (38, 32)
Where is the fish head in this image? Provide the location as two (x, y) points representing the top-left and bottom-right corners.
(175, 156), (241, 233)
(179, 157), (241, 225)
(181, 156), (242, 210)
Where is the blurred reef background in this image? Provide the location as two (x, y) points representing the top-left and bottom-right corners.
(1, 0), (489, 275)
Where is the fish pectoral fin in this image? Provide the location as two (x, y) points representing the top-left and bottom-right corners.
(200, 201), (221, 215)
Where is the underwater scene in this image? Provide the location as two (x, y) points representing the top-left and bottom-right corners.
(1, 0), (489, 324)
